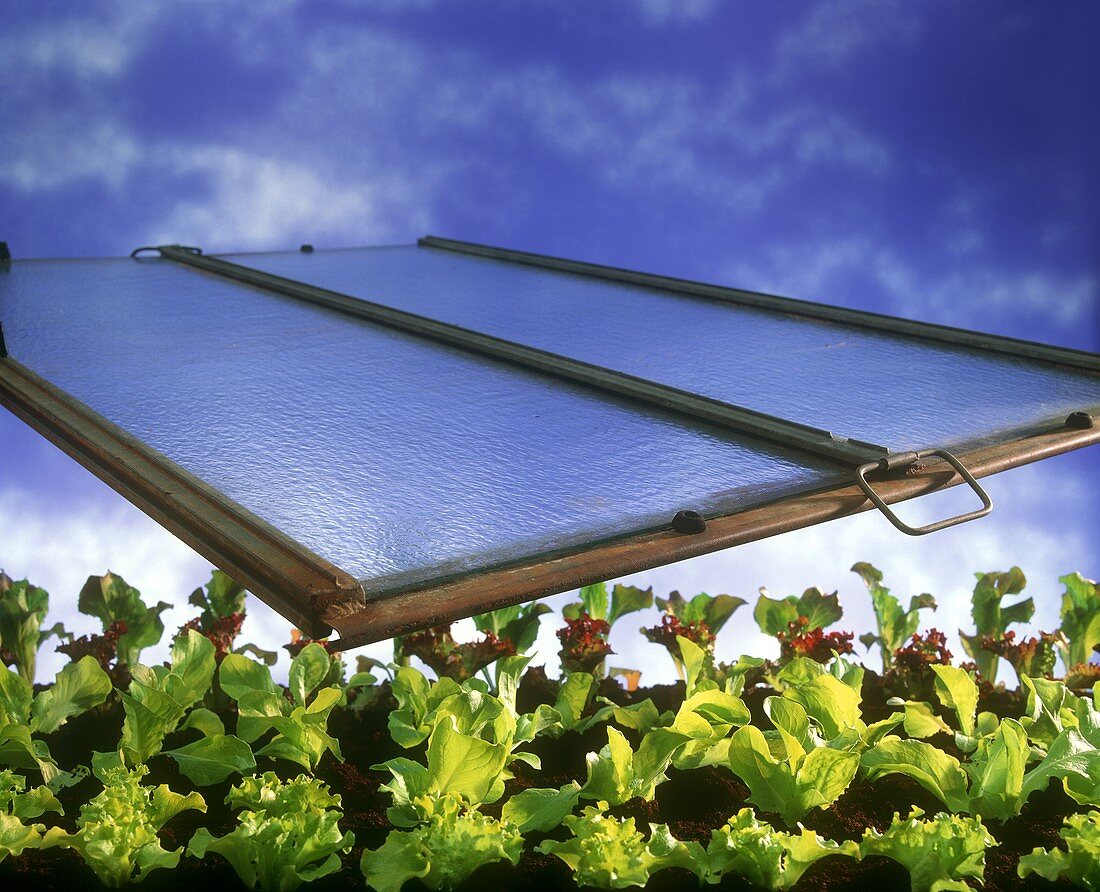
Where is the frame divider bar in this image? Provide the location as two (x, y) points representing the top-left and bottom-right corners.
(419, 235), (1100, 374)
(152, 245), (888, 467)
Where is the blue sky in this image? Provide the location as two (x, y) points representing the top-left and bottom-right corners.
(1, 0), (1097, 682)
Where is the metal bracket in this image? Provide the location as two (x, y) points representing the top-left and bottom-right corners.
(856, 449), (992, 536)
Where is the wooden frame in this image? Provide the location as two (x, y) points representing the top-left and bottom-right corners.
(2, 240), (1097, 647)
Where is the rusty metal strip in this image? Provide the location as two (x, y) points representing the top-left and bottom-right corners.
(419, 236), (1100, 374)
(0, 357), (364, 637)
(324, 419), (1100, 649)
(150, 245), (886, 466)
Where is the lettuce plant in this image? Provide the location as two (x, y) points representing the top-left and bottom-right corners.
(0, 655), (112, 787)
(374, 675), (529, 826)
(0, 572), (67, 683)
(473, 600), (551, 655)
(559, 582), (652, 674)
(537, 803), (701, 889)
(49, 754), (205, 887)
(179, 570), (277, 666)
(580, 726), (690, 806)
(753, 586), (842, 639)
(727, 720), (859, 825)
(1058, 571), (1100, 673)
(702, 807), (858, 889)
(0, 768), (63, 862)
(362, 793), (521, 892)
(220, 643), (344, 772)
(401, 623), (515, 683)
(959, 567), (1033, 683)
(77, 572), (171, 667)
(860, 808), (993, 892)
(975, 630), (1062, 686)
(1018, 811), (1100, 888)
(861, 713), (1100, 819)
(641, 590), (745, 678)
(117, 628), (255, 785)
(851, 562), (936, 670)
(886, 628), (953, 701)
(188, 772), (354, 891)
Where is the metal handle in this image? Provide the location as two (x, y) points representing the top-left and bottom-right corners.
(855, 448), (992, 536)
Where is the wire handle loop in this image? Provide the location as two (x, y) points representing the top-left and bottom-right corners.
(855, 448), (992, 536)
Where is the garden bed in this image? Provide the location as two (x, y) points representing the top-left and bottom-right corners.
(0, 565), (1098, 890)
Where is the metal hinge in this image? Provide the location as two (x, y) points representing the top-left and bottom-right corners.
(855, 449), (993, 536)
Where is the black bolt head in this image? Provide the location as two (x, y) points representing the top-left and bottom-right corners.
(300, 244), (314, 253)
(1066, 411), (1095, 430)
(672, 510), (707, 534)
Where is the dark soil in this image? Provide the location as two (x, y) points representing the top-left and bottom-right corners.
(0, 676), (1081, 891)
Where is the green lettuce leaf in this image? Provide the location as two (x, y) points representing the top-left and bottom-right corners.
(538, 803), (702, 889)
(362, 794), (520, 892)
(1018, 811), (1100, 887)
(860, 808), (993, 892)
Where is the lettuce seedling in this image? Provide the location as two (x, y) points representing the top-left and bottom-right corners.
(886, 628), (954, 702)
(641, 590), (745, 679)
(959, 567), (1033, 683)
(537, 803), (702, 889)
(363, 793), (521, 892)
(975, 630), (1062, 687)
(402, 623), (515, 683)
(559, 582), (653, 674)
(703, 807), (858, 889)
(581, 726), (690, 806)
(727, 720), (859, 825)
(375, 702), (529, 827)
(862, 714), (1099, 819)
(851, 562), (936, 671)
(473, 601), (551, 655)
(0, 655), (111, 788)
(118, 629), (255, 786)
(178, 570), (277, 666)
(1058, 571), (1100, 673)
(188, 772), (354, 891)
(1018, 811), (1100, 888)
(0, 572), (67, 683)
(754, 586), (842, 638)
(49, 754), (205, 887)
(0, 768), (63, 862)
(220, 643), (344, 773)
(860, 808), (993, 892)
(77, 572), (171, 667)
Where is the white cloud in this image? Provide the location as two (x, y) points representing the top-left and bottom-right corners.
(629, 0), (718, 27)
(0, 3), (160, 82)
(772, 0), (923, 78)
(724, 236), (1096, 336)
(149, 146), (427, 251)
(0, 116), (143, 193)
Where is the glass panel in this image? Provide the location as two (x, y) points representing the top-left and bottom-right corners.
(234, 247), (1100, 451)
(0, 258), (836, 589)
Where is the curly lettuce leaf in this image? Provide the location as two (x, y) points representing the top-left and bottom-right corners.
(1018, 811), (1100, 888)
(860, 808), (993, 892)
(362, 794), (521, 892)
(189, 773), (352, 892)
(51, 762), (204, 887)
(537, 804), (701, 889)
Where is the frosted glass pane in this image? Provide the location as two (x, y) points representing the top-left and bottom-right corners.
(0, 258), (836, 589)
(236, 247), (1100, 451)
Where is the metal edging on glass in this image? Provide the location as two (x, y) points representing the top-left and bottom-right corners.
(417, 236), (1100, 374)
(321, 416), (1100, 648)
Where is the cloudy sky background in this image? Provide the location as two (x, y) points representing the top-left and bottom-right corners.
(1, 0), (1096, 684)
